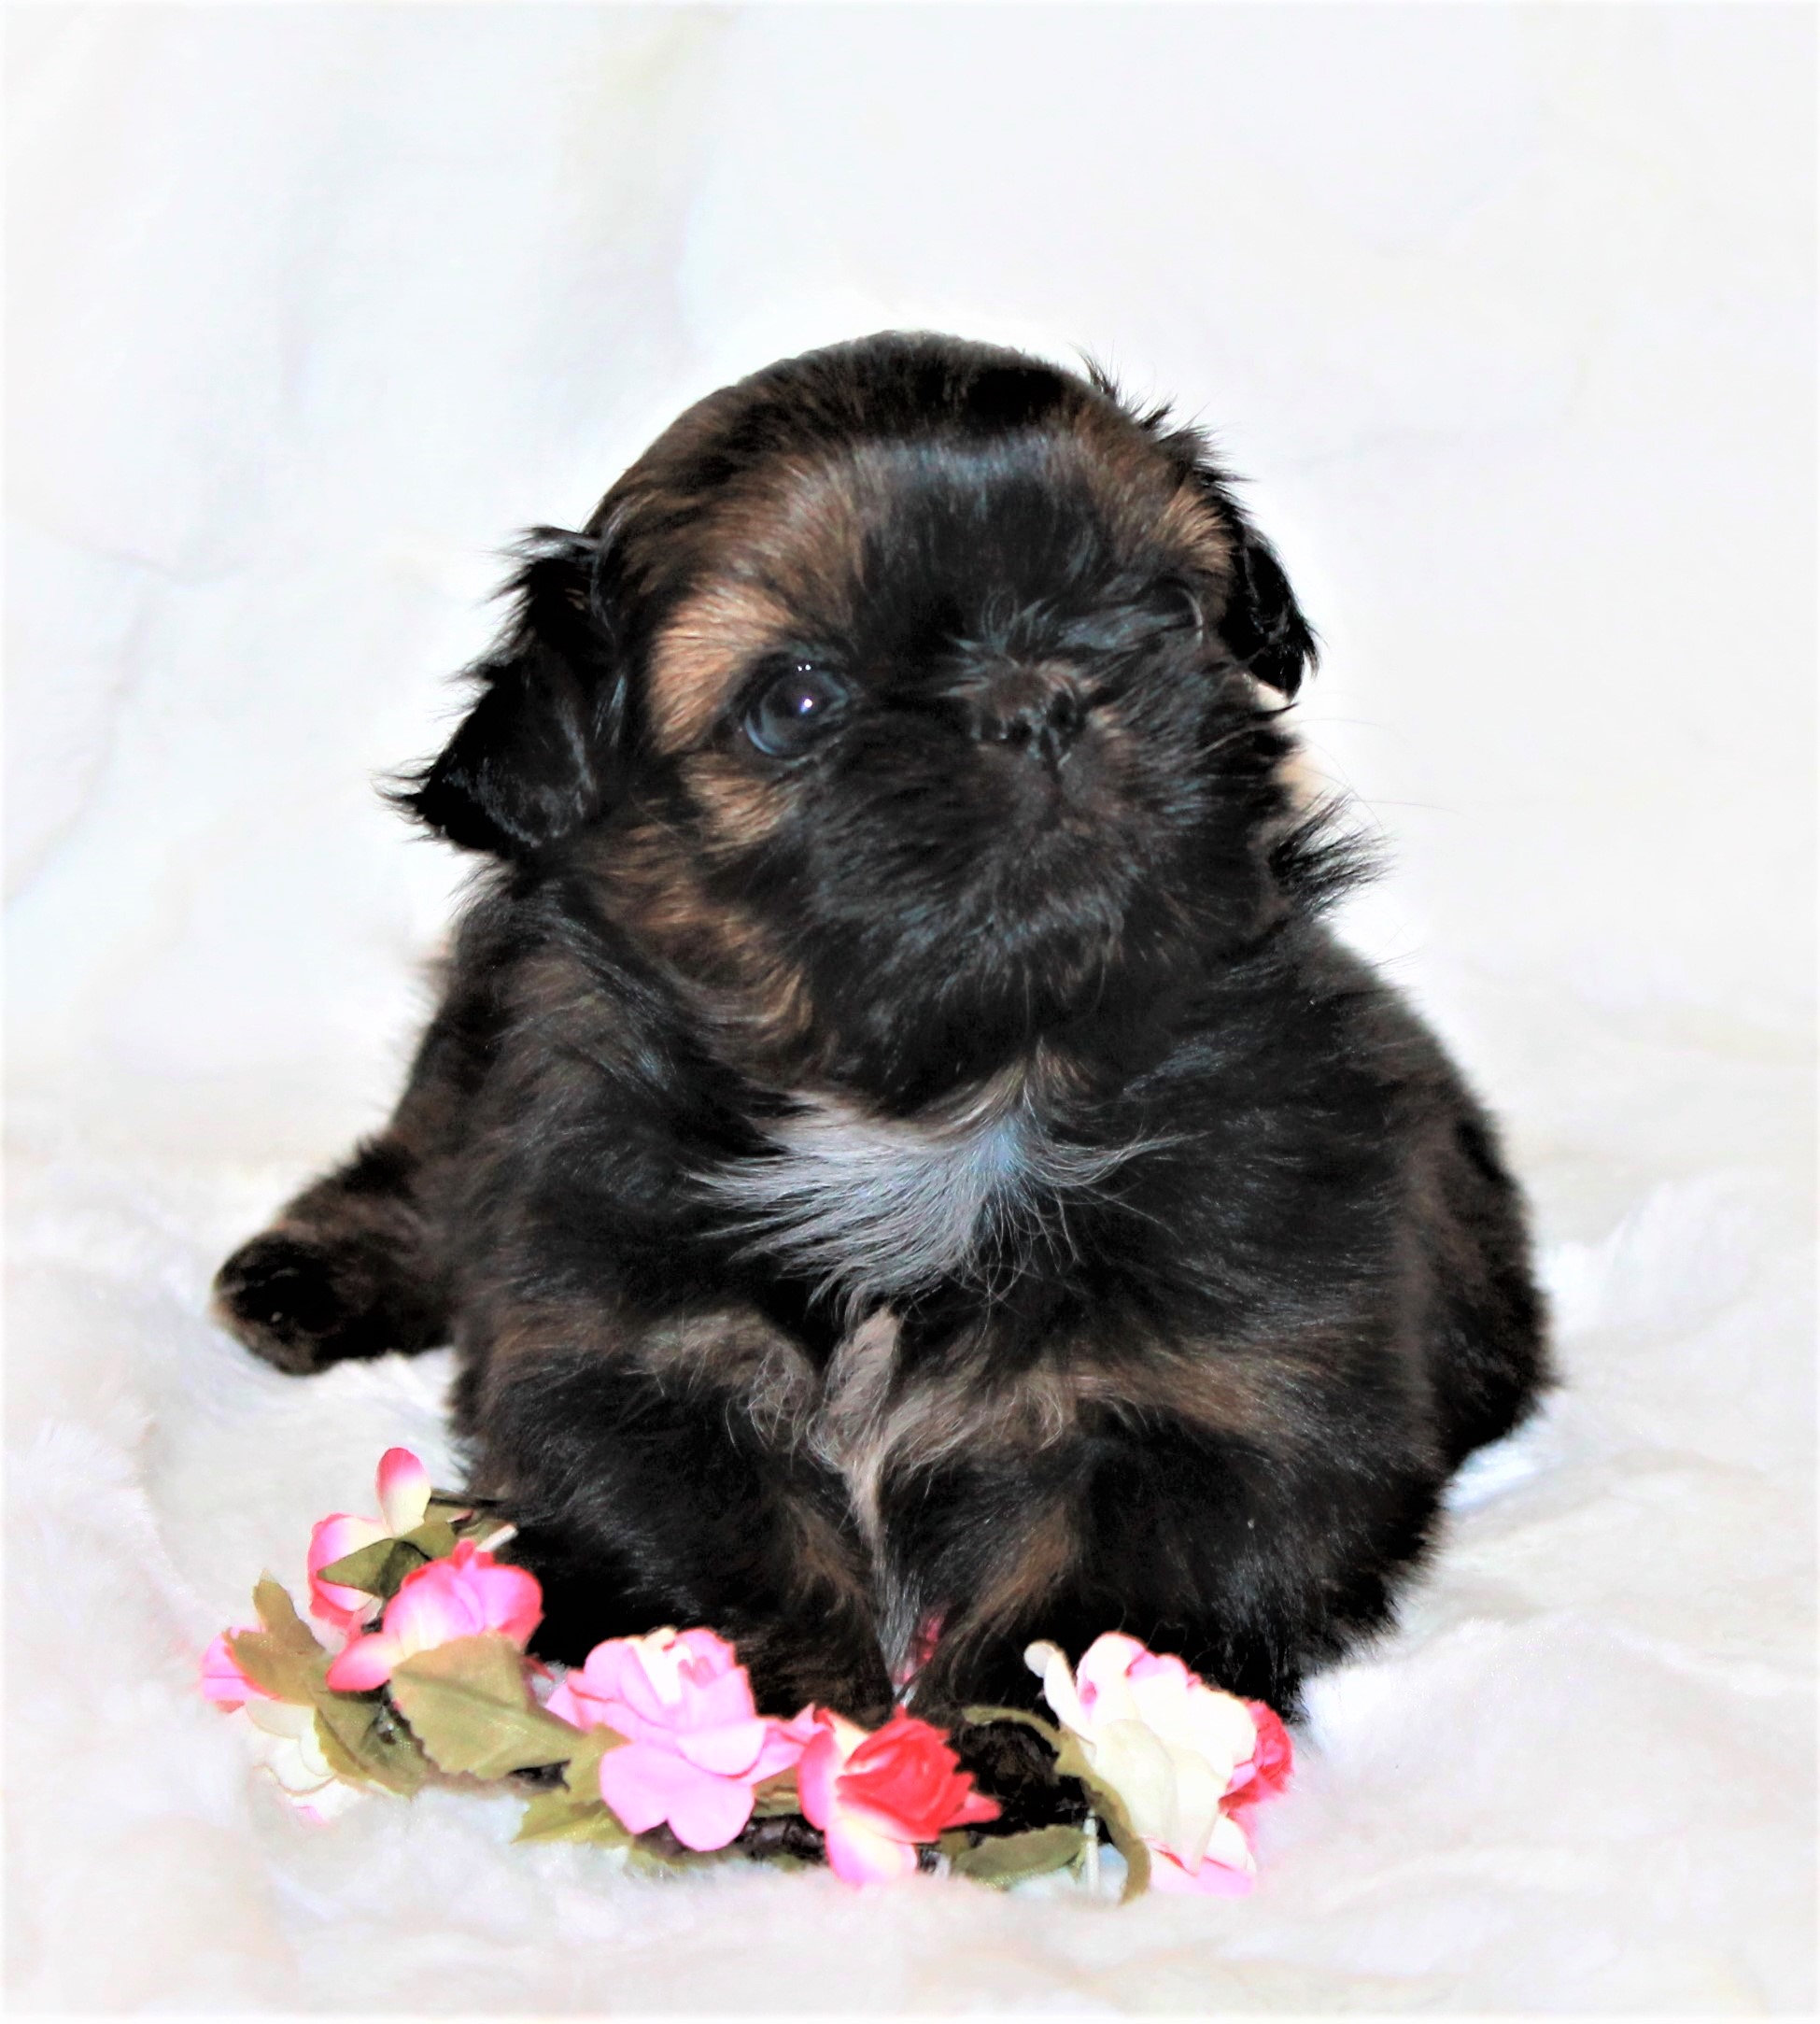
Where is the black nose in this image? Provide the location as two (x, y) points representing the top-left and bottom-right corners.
(968, 663), (1086, 771)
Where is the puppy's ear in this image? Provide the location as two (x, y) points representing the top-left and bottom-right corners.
(1114, 379), (1318, 699)
(1213, 502), (1318, 700)
(398, 530), (630, 857)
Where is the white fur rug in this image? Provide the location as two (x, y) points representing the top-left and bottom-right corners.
(8, 7), (1813, 2013)
(8, 971), (1813, 2014)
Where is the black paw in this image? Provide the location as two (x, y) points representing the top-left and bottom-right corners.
(949, 1717), (1089, 1835)
(214, 1230), (357, 1373)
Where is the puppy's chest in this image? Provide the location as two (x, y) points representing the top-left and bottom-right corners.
(702, 1089), (1122, 1301)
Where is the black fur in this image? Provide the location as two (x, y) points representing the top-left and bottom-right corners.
(216, 333), (1547, 1746)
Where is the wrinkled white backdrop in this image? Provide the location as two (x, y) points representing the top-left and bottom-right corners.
(7, 5), (1814, 2013)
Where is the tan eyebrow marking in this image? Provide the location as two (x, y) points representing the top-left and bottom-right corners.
(646, 577), (796, 754)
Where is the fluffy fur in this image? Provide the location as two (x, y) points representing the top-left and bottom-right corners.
(215, 333), (1547, 1735)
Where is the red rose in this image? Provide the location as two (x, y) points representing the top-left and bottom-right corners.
(839, 1711), (998, 1840)
(798, 1708), (999, 1884)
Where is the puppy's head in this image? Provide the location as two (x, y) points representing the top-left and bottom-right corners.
(403, 334), (1321, 1102)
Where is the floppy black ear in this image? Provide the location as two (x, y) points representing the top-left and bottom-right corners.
(1214, 505), (1318, 700)
(1104, 370), (1319, 701)
(398, 530), (629, 857)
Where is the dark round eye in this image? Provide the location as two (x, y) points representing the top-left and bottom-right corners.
(742, 660), (850, 757)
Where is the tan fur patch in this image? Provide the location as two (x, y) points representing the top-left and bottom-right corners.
(681, 751), (791, 855)
(584, 823), (817, 1060)
(643, 452), (873, 756)
(1065, 401), (1235, 578)
(628, 1306), (819, 1440)
(648, 578), (795, 753)
(1152, 476), (1234, 574)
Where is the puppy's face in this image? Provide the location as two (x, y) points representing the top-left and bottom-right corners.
(406, 337), (1316, 1103)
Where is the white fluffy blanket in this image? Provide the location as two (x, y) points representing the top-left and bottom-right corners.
(8, 7), (1813, 2013)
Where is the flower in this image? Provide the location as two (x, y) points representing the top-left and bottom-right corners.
(200, 1630), (275, 1709)
(548, 1627), (811, 1853)
(797, 1709), (999, 1886)
(1225, 1699), (1294, 1829)
(324, 1539), (542, 1691)
(306, 1447), (435, 1629)
(243, 1700), (365, 1822)
(1025, 1633), (1291, 1893)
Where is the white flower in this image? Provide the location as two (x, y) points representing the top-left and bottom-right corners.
(244, 1700), (365, 1822)
(1025, 1633), (1260, 1886)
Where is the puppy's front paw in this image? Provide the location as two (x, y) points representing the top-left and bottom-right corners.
(213, 1229), (360, 1374)
(947, 1716), (1090, 1836)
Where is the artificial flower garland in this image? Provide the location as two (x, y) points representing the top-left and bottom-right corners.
(202, 1448), (1291, 1896)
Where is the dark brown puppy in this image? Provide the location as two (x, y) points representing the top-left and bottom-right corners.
(218, 333), (1547, 1740)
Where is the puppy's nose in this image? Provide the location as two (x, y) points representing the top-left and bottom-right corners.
(969, 663), (1086, 770)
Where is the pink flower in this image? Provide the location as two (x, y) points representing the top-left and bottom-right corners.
(306, 1447), (434, 1629)
(324, 1540), (542, 1691)
(891, 1609), (946, 1691)
(1224, 1699), (1294, 1836)
(1026, 1634), (1293, 1894)
(797, 1709), (999, 1886)
(200, 1630), (275, 1710)
(548, 1627), (811, 1853)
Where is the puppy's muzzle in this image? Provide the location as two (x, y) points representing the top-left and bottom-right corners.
(964, 662), (1087, 774)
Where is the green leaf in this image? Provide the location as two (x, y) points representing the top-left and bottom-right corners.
(559, 1724), (620, 1793)
(309, 1709), (370, 1784)
(312, 1687), (430, 1797)
(388, 1635), (586, 1779)
(316, 1536), (427, 1598)
(239, 1578), (337, 1707)
(251, 1576), (325, 1654)
(748, 1768), (800, 1819)
(515, 1783), (631, 1847)
(396, 1518), (459, 1562)
(1079, 1783), (1151, 1903)
(940, 1822), (1085, 1887)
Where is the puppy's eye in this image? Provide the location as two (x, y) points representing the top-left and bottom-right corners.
(742, 660), (850, 758)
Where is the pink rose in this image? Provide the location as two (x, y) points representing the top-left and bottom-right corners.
(200, 1630), (275, 1709)
(306, 1447), (434, 1629)
(549, 1627), (811, 1853)
(324, 1540), (542, 1691)
(797, 1709), (999, 1886)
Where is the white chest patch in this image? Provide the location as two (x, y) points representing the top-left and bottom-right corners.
(703, 1080), (1132, 1304)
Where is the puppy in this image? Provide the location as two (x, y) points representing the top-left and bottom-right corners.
(216, 333), (1547, 1736)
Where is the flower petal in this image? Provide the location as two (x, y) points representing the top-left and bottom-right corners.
(823, 1808), (919, 1887)
(200, 1631), (272, 1707)
(376, 1448), (432, 1535)
(1083, 1718), (1180, 1845)
(748, 1710), (817, 1783)
(672, 1717), (776, 1778)
(324, 1632), (401, 1691)
(1024, 1640), (1089, 1735)
(598, 1742), (754, 1851)
(306, 1513), (388, 1628)
(1075, 1633), (1146, 1724)
(795, 1718), (843, 1830)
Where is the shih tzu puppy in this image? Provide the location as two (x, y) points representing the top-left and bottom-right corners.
(216, 333), (1547, 1743)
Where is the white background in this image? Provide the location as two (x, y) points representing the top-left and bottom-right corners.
(7, 6), (1814, 2013)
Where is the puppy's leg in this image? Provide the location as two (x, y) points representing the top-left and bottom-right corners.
(460, 1309), (895, 1722)
(214, 996), (479, 1373)
(897, 1403), (1440, 1725)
